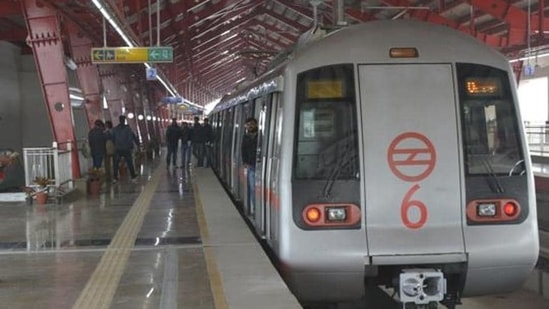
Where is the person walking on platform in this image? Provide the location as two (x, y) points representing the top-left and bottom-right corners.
(88, 119), (107, 169)
(104, 120), (115, 181)
(241, 117), (258, 212)
(193, 117), (214, 167)
(200, 118), (214, 167)
(112, 115), (139, 184)
(190, 117), (203, 166)
(180, 122), (192, 168)
(165, 118), (181, 169)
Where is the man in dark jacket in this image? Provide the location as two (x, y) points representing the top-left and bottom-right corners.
(88, 119), (107, 169)
(104, 120), (114, 181)
(180, 122), (192, 167)
(241, 117), (258, 211)
(165, 118), (181, 168)
(112, 115), (139, 183)
(198, 118), (214, 167)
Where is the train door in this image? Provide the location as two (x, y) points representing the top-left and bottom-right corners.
(217, 111), (227, 180)
(266, 93), (282, 242)
(231, 105), (243, 196)
(254, 96), (272, 236)
(222, 108), (234, 185)
(211, 114), (220, 170)
(358, 64), (466, 258)
(240, 102), (254, 212)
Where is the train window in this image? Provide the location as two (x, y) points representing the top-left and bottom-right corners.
(302, 108), (335, 138)
(294, 64), (359, 180)
(457, 63), (524, 176)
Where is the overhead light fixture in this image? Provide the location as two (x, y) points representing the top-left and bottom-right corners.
(64, 56), (77, 70)
(91, 0), (135, 47)
(69, 87), (84, 107)
(102, 95), (108, 109)
(69, 93), (84, 101)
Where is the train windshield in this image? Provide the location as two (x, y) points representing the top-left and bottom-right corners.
(293, 64), (359, 180)
(457, 63), (525, 176)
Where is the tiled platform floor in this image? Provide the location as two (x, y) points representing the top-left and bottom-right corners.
(0, 162), (215, 309)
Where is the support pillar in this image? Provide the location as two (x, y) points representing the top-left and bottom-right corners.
(134, 88), (150, 144)
(100, 65), (123, 121)
(121, 74), (142, 143)
(66, 21), (103, 128)
(21, 0), (80, 178)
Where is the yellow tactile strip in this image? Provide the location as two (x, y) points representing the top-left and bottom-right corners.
(72, 169), (161, 309)
(193, 180), (229, 309)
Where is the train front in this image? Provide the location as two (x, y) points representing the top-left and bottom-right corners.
(278, 21), (539, 308)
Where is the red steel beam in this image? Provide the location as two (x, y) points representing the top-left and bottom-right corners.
(0, 0), (21, 15)
(99, 66), (124, 122)
(193, 40), (247, 71)
(0, 28), (27, 41)
(380, 0), (507, 48)
(190, 14), (257, 52)
(262, 7), (311, 33)
(66, 20), (103, 128)
(272, 0), (314, 23)
(20, 0), (81, 178)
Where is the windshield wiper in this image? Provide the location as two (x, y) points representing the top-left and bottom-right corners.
(481, 156), (504, 193)
(322, 151), (357, 198)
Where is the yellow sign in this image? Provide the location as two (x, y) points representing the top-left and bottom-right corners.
(307, 80), (344, 99)
(91, 47), (173, 64)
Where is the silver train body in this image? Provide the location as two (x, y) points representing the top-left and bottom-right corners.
(208, 20), (539, 307)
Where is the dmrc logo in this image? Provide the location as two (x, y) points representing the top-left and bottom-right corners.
(387, 132), (437, 229)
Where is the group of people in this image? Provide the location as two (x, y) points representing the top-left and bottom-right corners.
(87, 113), (257, 201)
(165, 116), (214, 169)
(88, 115), (139, 184)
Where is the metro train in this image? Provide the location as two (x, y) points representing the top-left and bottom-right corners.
(207, 20), (539, 308)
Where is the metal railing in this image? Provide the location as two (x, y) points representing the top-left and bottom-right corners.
(23, 141), (74, 191)
(525, 124), (549, 157)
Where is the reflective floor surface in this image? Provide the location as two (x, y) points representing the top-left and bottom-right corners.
(0, 161), (215, 309)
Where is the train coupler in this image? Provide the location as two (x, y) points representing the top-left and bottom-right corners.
(399, 268), (446, 307)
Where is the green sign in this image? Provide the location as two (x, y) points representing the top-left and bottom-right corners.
(91, 47), (173, 64)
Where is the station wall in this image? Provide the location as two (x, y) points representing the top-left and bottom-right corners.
(0, 41), (90, 156)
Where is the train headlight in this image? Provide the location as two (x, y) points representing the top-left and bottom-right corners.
(305, 207), (321, 223)
(302, 204), (361, 227)
(477, 203), (497, 217)
(466, 199), (521, 224)
(503, 202), (518, 217)
(326, 207), (347, 222)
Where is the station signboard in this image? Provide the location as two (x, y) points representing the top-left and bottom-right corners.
(91, 47), (173, 63)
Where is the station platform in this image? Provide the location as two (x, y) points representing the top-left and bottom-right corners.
(0, 158), (547, 308)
